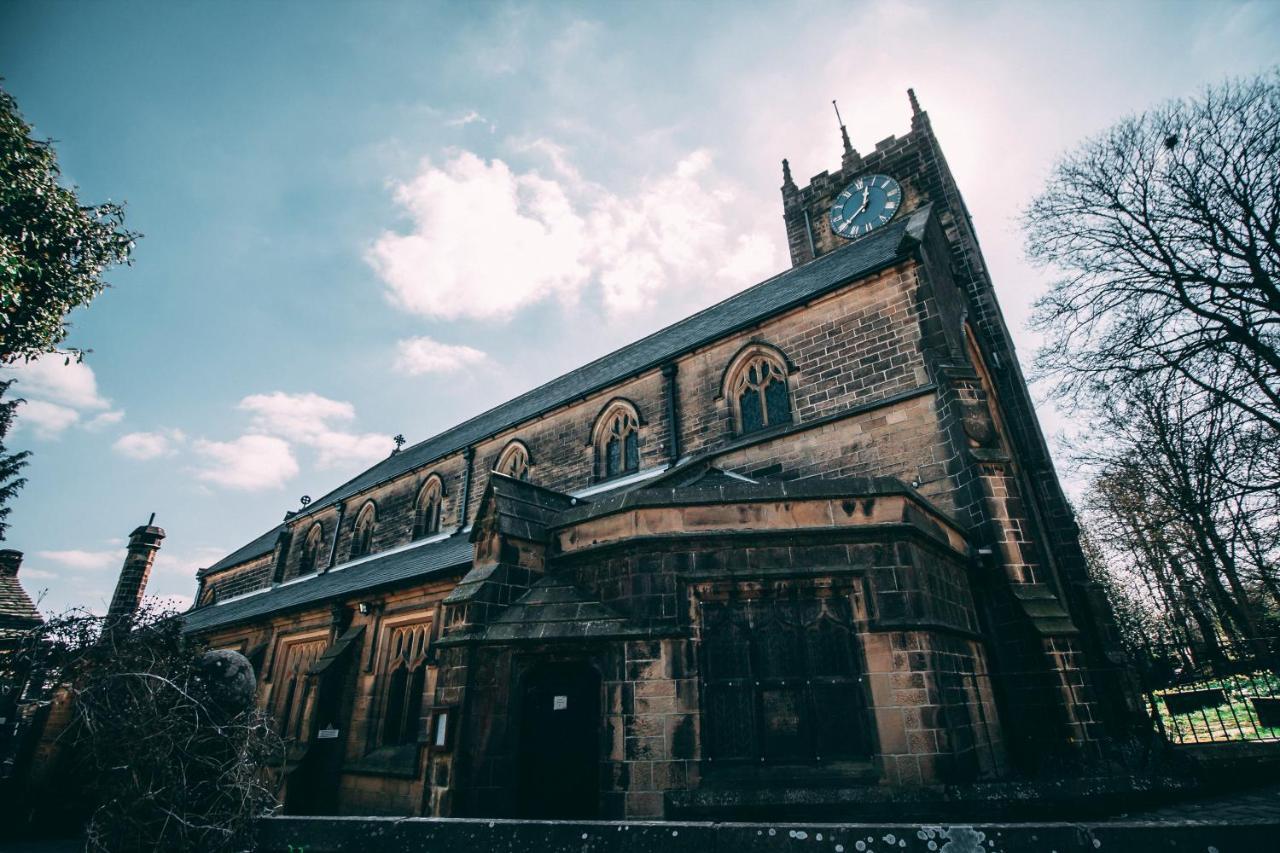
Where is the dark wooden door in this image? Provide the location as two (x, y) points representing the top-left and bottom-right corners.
(517, 662), (601, 819)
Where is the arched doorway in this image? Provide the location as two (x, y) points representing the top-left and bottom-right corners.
(516, 661), (601, 819)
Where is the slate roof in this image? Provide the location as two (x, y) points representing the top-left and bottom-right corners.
(204, 205), (932, 575)
(0, 571), (42, 637)
(181, 534), (472, 634)
(472, 575), (657, 643)
(201, 524), (283, 576)
(471, 473), (582, 544)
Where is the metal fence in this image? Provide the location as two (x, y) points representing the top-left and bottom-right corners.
(1134, 636), (1280, 745)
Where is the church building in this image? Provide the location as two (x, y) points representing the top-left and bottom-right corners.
(181, 92), (1135, 820)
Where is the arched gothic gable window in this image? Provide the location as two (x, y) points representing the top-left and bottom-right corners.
(723, 344), (794, 436)
(413, 476), (444, 540)
(590, 400), (641, 481)
(351, 502), (377, 559)
(494, 441), (531, 482)
(297, 523), (325, 576)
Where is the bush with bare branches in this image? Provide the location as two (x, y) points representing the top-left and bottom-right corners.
(3, 603), (282, 852)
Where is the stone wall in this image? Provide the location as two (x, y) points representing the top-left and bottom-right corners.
(203, 254), (966, 602)
(199, 552), (274, 605)
(254, 814), (1280, 853)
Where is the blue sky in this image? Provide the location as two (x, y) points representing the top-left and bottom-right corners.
(2, 0), (1277, 614)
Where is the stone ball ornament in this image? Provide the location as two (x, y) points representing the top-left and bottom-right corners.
(196, 648), (257, 715)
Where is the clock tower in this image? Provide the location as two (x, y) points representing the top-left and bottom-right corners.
(782, 90), (1139, 759)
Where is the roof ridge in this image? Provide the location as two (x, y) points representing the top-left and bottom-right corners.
(205, 212), (927, 572)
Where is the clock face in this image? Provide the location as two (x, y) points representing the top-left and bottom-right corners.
(829, 174), (902, 239)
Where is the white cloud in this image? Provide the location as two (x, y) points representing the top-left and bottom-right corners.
(394, 337), (488, 376)
(191, 434), (299, 491)
(3, 357), (110, 410)
(445, 110), (494, 132)
(368, 151), (590, 321)
(238, 391), (389, 469)
(113, 429), (185, 460)
(21, 568), (57, 580)
(153, 545), (229, 579)
(17, 400), (81, 439)
(35, 548), (126, 571)
(85, 410), (126, 431)
(366, 146), (780, 323)
(3, 357), (120, 439)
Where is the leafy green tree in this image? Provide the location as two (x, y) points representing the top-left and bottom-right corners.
(1, 83), (138, 363)
(0, 378), (29, 541)
(0, 83), (136, 538)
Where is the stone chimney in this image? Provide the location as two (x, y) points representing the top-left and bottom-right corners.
(105, 516), (165, 623)
(0, 548), (22, 576)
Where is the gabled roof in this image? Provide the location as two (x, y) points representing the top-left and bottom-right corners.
(0, 570), (41, 635)
(200, 524), (283, 576)
(204, 206), (932, 575)
(470, 472), (582, 543)
(181, 534), (472, 634)
(476, 575), (658, 643)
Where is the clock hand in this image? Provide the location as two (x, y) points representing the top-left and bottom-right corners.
(853, 187), (870, 217)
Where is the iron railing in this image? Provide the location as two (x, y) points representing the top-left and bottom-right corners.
(1134, 636), (1280, 745)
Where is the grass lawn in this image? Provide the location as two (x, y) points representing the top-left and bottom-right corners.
(1150, 671), (1280, 743)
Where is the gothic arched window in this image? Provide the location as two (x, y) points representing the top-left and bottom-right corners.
(698, 594), (869, 765)
(413, 476), (444, 540)
(494, 441), (531, 482)
(381, 622), (430, 746)
(271, 636), (327, 739)
(725, 346), (793, 435)
(351, 502), (377, 559)
(591, 400), (641, 480)
(297, 523), (324, 576)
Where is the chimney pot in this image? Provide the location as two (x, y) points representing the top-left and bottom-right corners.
(0, 549), (22, 576)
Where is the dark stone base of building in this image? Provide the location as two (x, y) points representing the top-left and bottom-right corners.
(666, 774), (1195, 822)
(255, 814), (1279, 853)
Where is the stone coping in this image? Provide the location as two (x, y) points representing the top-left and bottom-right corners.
(254, 813), (1279, 853)
(554, 486), (968, 558)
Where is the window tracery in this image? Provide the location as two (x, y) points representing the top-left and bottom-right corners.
(495, 441), (531, 482)
(591, 401), (641, 480)
(380, 622), (431, 746)
(351, 502), (377, 559)
(727, 349), (793, 435)
(413, 477), (443, 540)
(297, 523), (324, 576)
(271, 636), (328, 739)
(698, 594), (868, 764)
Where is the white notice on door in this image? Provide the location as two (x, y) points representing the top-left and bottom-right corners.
(553, 695), (568, 710)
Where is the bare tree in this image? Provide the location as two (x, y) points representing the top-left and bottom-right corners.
(1026, 71), (1280, 480)
(2, 604), (282, 851)
(1074, 371), (1279, 657)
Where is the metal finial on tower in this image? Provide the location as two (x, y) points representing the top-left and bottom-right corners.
(908, 88), (921, 116)
(833, 100), (854, 157)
